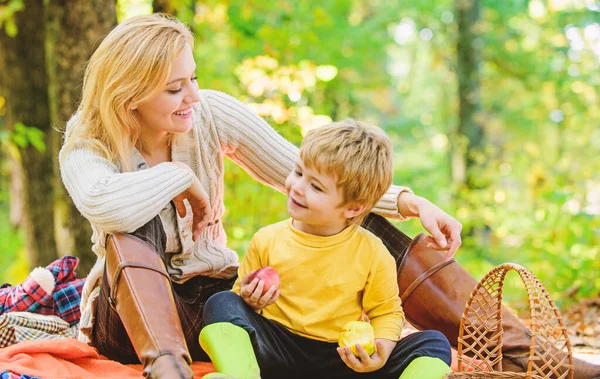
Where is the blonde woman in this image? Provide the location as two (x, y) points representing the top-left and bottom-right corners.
(60, 13), (597, 379)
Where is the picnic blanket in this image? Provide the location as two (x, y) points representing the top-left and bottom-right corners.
(0, 312), (77, 349)
(0, 338), (215, 378)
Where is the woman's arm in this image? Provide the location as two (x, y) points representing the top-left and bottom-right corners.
(398, 192), (463, 259)
(202, 90), (296, 194)
(202, 90), (411, 213)
(203, 90), (463, 252)
(59, 144), (193, 233)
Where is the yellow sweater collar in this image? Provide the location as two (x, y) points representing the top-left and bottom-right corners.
(287, 218), (358, 248)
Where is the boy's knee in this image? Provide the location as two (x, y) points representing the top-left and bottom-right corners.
(421, 330), (449, 344)
(205, 290), (241, 307)
(203, 291), (247, 324)
(419, 330), (452, 364)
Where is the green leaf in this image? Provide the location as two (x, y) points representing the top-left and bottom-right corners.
(11, 134), (27, 148)
(5, 19), (17, 37)
(9, 123), (47, 152)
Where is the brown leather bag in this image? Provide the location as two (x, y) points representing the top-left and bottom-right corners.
(397, 232), (599, 379)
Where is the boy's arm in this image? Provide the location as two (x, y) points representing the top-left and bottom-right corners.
(232, 231), (280, 311)
(231, 234), (263, 294)
(362, 241), (405, 342)
(340, 242), (403, 372)
(375, 338), (398, 358)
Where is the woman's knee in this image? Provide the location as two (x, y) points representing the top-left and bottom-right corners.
(203, 291), (250, 324)
(129, 214), (166, 257)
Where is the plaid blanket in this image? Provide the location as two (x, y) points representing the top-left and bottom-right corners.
(0, 256), (85, 327)
(0, 312), (77, 349)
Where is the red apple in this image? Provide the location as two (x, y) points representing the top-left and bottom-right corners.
(248, 266), (280, 295)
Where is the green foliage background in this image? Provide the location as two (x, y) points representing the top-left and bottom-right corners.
(1, 0), (599, 310)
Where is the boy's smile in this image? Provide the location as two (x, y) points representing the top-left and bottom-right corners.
(288, 196), (307, 209)
(285, 160), (363, 236)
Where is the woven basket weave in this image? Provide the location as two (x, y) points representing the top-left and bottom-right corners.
(445, 263), (574, 379)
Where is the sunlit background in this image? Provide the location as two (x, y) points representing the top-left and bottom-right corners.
(1, 0), (599, 311)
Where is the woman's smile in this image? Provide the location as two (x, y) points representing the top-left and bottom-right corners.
(173, 106), (193, 119)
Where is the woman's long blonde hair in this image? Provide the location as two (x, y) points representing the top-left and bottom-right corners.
(63, 13), (194, 171)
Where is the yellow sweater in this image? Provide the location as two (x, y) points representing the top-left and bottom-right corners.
(233, 219), (405, 343)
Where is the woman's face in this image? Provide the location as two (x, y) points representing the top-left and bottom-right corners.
(135, 44), (200, 137)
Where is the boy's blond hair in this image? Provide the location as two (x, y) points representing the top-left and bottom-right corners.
(300, 118), (393, 223)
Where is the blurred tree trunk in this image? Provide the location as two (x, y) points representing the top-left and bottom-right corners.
(153, 0), (195, 24)
(153, 0), (177, 15)
(45, 0), (117, 275)
(453, 0), (483, 188)
(0, 0), (58, 267)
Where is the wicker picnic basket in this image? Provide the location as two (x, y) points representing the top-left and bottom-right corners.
(445, 263), (574, 379)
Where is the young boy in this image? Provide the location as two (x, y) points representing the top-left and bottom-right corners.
(201, 119), (451, 379)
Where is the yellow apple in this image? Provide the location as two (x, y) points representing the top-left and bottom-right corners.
(338, 321), (376, 356)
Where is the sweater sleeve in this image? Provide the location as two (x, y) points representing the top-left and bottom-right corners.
(202, 90), (413, 219)
(203, 90), (296, 194)
(59, 141), (194, 233)
(371, 185), (413, 220)
(363, 240), (405, 341)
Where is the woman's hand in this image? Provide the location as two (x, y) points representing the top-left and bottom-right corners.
(171, 162), (211, 241)
(337, 339), (395, 373)
(398, 192), (462, 260)
(239, 270), (279, 311)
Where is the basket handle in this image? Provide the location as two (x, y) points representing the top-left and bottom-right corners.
(455, 263), (573, 377)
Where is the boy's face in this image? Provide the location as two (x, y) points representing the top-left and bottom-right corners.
(285, 160), (363, 235)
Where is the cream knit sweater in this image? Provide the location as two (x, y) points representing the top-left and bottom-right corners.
(59, 90), (411, 343)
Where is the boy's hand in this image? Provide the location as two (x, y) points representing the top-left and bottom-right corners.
(239, 270), (280, 311)
(337, 339), (395, 373)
